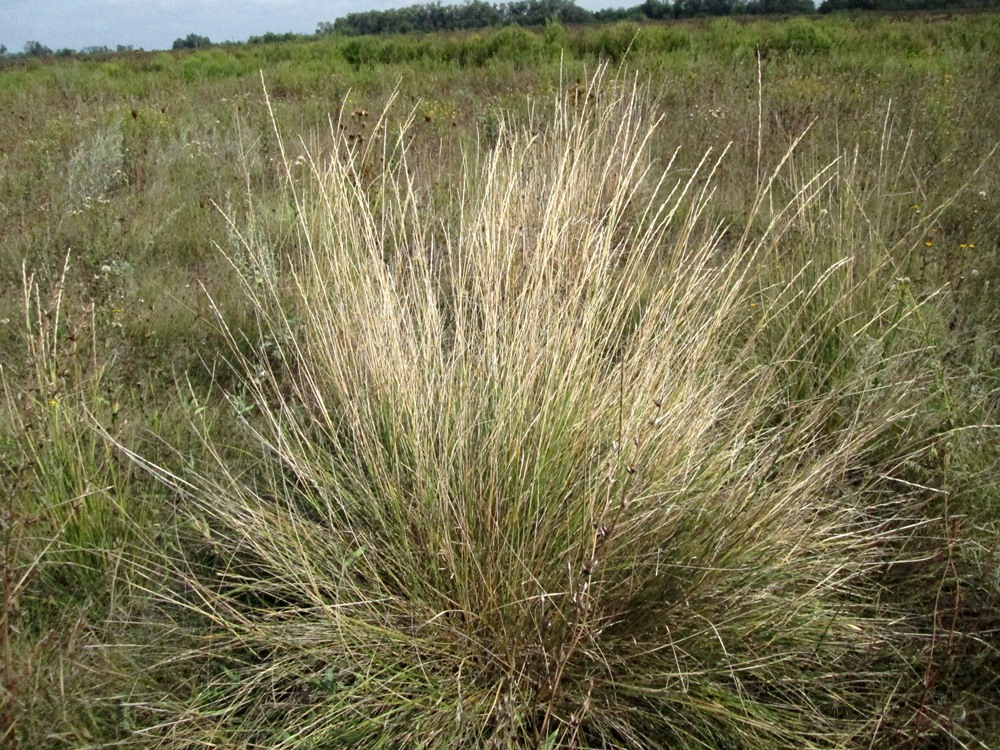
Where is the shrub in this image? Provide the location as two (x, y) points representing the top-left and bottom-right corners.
(593, 21), (643, 62)
(766, 18), (834, 56)
(66, 124), (127, 210)
(485, 25), (546, 63)
(172, 33), (212, 51)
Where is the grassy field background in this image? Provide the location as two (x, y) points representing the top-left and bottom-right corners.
(2, 12), (999, 749)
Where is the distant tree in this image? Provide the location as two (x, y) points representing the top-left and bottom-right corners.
(747, 0), (815, 12)
(454, 1), (504, 28)
(249, 31), (298, 44)
(322, 0), (594, 36)
(818, 0), (997, 10)
(593, 6), (645, 20)
(818, 0), (873, 10)
(640, 0), (672, 18)
(172, 33), (211, 50)
(671, 0), (705, 16)
(704, 0), (735, 13)
(24, 40), (53, 57)
(55, 47), (75, 57)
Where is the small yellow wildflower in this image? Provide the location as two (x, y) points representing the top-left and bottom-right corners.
(924, 240), (933, 248)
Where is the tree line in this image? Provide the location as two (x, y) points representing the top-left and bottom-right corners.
(316, 0), (806, 37)
(3, 0), (996, 61)
(818, 0), (997, 11)
(0, 41), (137, 59)
(316, 0), (996, 36)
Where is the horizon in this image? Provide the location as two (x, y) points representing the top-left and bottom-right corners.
(0, 0), (630, 55)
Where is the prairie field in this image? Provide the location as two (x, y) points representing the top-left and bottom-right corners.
(1, 13), (1000, 749)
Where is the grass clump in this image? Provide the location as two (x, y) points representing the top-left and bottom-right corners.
(0, 256), (144, 748)
(110, 70), (962, 749)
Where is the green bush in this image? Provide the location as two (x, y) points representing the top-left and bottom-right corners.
(766, 19), (834, 55)
(485, 25), (546, 63)
(594, 22), (643, 62)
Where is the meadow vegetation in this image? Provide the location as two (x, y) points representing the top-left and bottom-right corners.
(1, 12), (999, 749)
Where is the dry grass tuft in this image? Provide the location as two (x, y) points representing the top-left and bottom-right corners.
(118, 69), (951, 749)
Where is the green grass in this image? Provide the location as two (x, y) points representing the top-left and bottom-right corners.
(1, 12), (999, 749)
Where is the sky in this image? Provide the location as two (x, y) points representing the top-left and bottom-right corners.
(1, 0), (626, 54)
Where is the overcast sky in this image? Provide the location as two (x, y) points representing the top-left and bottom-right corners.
(1, 0), (625, 53)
